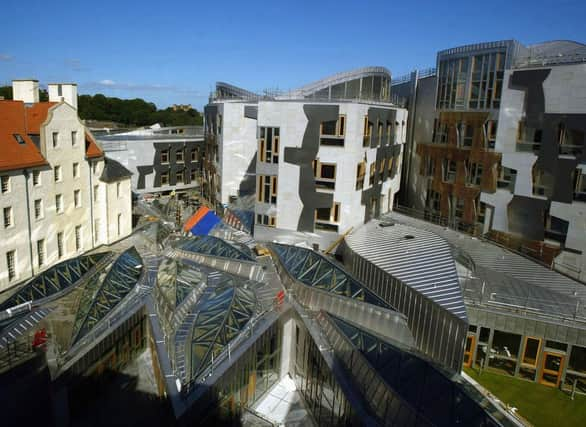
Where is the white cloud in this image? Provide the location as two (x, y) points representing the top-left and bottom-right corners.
(99, 79), (116, 86)
(0, 54), (13, 61)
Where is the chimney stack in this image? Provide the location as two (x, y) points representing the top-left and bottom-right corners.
(12, 80), (40, 103)
(48, 83), (78, 109)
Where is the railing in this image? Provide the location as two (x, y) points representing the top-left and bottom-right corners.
(461, 277), (586, 323)
(514, 52), (586, 69)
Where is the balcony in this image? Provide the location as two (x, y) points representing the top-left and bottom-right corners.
(516, 140), (541, 153)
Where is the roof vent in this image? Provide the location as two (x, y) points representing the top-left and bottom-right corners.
(379, 221), (395, 227)
(404, 235), (415, 240)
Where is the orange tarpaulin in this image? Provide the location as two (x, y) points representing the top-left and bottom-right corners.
(183, 206), (210, 232)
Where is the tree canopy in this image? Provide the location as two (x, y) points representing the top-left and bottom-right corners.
(0, 86), (203, 127)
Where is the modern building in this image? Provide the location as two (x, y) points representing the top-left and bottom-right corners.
(396, 40), (586, 282)
(0, 80), (133, 294)
(0, 216), (514, 426)
(98, 125), (204, 195)
(203, 68), (407, 249)
(350, 211), (586, 394)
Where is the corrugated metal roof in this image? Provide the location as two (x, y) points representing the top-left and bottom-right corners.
(387, 212), (586, 320)
(345, 219), (467, 320)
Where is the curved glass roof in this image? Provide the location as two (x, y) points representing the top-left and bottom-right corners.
(157, 258), (205, 308)
(186, 284), (257, 381)
(0, 252), (111, 310)
(271, 244), (392, 310)
(329, 314), (503, 426)
(70, 247), (143, 345)
(180, 235), (254, 261)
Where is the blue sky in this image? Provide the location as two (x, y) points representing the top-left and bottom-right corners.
(1, 0), (585, 109)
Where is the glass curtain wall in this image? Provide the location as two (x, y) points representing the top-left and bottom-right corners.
(294, 324), (357, 426)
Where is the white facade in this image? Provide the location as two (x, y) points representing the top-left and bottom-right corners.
(214, 102), (258, 205)
(481, 63), (586, 281)
(0, 85), (133, 293)
(254, 101), (406, 248)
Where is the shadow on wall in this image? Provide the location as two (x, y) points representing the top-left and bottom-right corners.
(238, 152), (257, 197)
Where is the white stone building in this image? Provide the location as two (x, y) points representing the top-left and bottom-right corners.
(203, 68), (407, 248)
(0, 80), (133, 293)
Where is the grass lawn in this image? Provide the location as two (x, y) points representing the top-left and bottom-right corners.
(464, 367), (586, 427)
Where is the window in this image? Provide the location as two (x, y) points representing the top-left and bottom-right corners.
(6, 250), (16, 281)
(1, 175), (10, 193)
(451, 197), (465, 219)
(116, 182), (121, 197)
(55, 194), (63, 214)
(191, 148), (198, 162)
(161, 149), (169, 163)
(457, 123), (474, 148)
(423, 157), (435, 177)
(93, 185), (99, 203)
(443, 159), (457, 182)
(176, 149), (184, 163)
(54, 165), (62, 182)
(37, 239), (45, 267)
(319, 115), (346, 146)
(256, 214), (276, 227)
(427, 187), (441, 212)
(574, 170), (586, 202)
(484, 121), (497, 150)
(73, 162), (80, 178)
(71, 131), (77, 147)
(161, 171), (169, 186)
(34, 199), (43, 219)
(315, 202), (341, 231)
(176, 171), (184, 184)
(363, 116), (373, 146)
(92, 162), (97, 175)
(57, 232), (64, 258)
(13, 134), (25, 144)
(257, 175), (277, 204)
(466, 161), (483, 186)
(386, 121), (394, 145)
(75, 225), (82, 251)
(313, 160), (336, 190)
(377, 120), (384, 146)
(517, 120), (542, 153)
(74, 189), (81, 208)
(369, 163), (376, 185)
(52, 132), (59, 148)
(33, 170), (41, 186)
(558, 123), (584, 156)
(259, 127), (280, 163)
(117, 214), (122, 236)
(3, 207), (12, 228)
(190, 169), (197, 182)
(387, 156), (395, 180)
(379, 158), (386, 181)
(356, 161), (366, 190)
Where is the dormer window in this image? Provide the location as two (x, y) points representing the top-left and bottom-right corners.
(13, 134), (25, 145)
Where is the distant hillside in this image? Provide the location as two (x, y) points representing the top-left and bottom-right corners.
(0, 86), (203, 127)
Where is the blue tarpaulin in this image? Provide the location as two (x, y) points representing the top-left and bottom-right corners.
(190, 211), (220, 235)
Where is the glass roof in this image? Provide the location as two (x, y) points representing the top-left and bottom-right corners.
(70, 247), (143, 345)
(331, 314), (502, 427)
(271, 244), (392, 310)
(186, 282), (257, 382)
(0, 252), (111, 311)
(180, 235), (254, 261)
(157, 258), (205, 308)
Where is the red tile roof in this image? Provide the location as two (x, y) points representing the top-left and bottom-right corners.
(25, 102), (56, 134)
(85, 131), (104, 159)
(0, 100), (101, 172)
(0, 101), (48, 172)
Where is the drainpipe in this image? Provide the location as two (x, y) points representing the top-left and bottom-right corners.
(24, 169), (35, 277)
(89, 161), (95, 248)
